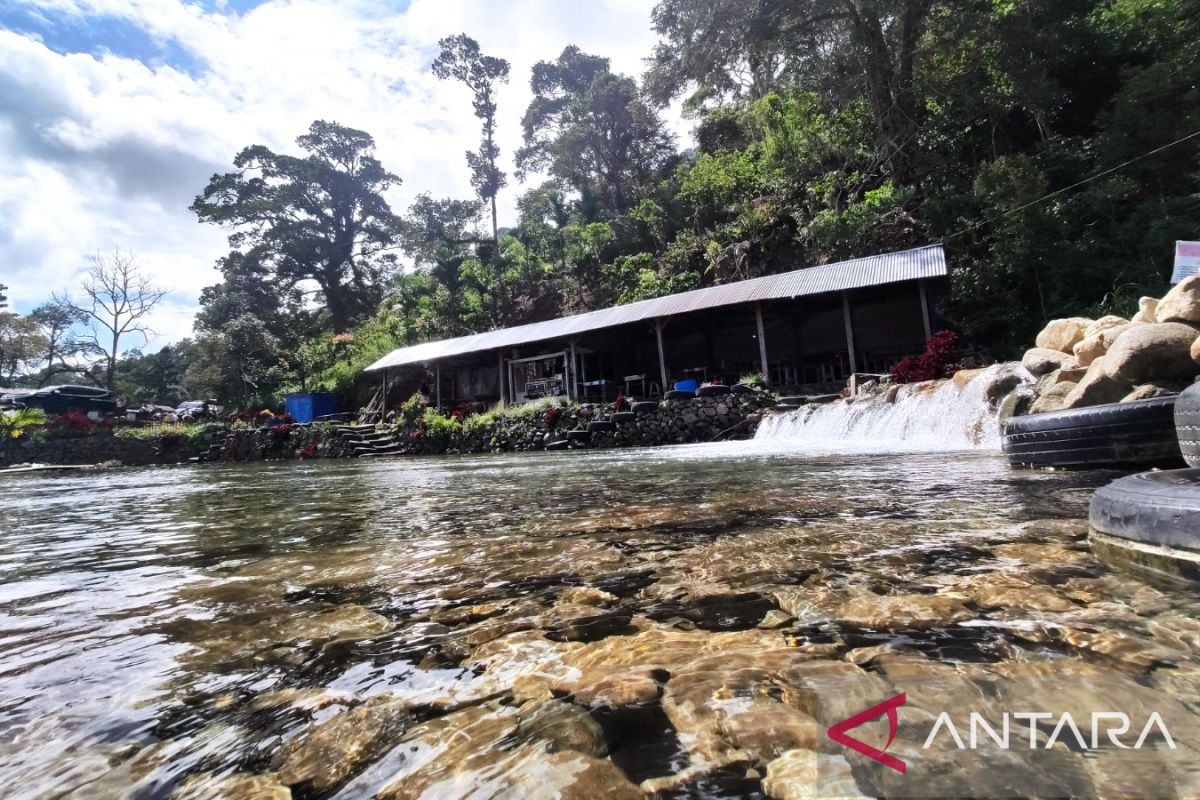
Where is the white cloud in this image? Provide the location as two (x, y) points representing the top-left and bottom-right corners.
(0, 0), (690, 349)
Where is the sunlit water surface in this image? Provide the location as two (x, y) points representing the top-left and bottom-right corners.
(1, 444), (1196, 798)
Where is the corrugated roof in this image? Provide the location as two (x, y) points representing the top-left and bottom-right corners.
(365, 244), (946, 371)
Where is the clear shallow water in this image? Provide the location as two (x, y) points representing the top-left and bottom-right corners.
(1, 446), (1197, 798)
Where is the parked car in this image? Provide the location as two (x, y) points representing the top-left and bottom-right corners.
(175, 400), (223, 422)
(6, 385), (118, 415)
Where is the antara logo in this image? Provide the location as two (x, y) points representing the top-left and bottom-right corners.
(826, 692), (908, 773)
(827, 691), (1177, 774)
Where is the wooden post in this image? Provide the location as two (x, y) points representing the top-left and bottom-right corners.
(842, 291), (858, 375)
(497, 352), (505, 406)
(918, 279), (933, 340)
(654, 319), (669, 391)
(755, 303), (769, 382)
(435, 365), (441, 410)
(381, 369), (388, 417)
(568, 339), (578, 401)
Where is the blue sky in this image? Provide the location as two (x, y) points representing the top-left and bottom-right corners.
(0, 0), (684, 347)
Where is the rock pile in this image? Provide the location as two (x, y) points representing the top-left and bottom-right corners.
(1021, 277), (1200, 414)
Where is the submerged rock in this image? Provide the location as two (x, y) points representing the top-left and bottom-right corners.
(173, 772), (292, 800)
(763, 750), (866, 800)
(516, 698), (608, 757)
(835, 592), (971, 630)
(275, 697), (412, 791)
(374, 705), (641, 800)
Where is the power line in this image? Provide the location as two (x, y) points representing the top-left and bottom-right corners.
(944, 127), (1200, 242)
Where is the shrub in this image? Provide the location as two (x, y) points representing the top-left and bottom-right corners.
(738, 372), (766, 387)
(889, 331), (961, 384)
(0, 408), (46, 439)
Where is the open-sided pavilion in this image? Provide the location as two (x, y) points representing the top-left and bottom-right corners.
(364, 244), (948, 409)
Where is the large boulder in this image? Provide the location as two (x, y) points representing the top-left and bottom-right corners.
(1035, 317), (1092, 353)
(1132, 296), (1159, 324)
(1021, 347), (1079, 377)
(1061, 359), (1131, 409)
(1072, 335), (1107, 367)
(1083, 315), (1128, 339)
(1156, 276), (1200, 324)
(1099, 321), (1145, 349)
(1193, 335), (1200, 365)
(1103, 322), (1200, 385)
(1121, 383), (1183, 403)
(1030, 381), (1077, 414)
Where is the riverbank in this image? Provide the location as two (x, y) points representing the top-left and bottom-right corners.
(0, 388), (774, 469)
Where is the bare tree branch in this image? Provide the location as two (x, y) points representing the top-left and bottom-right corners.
(53, 250), (167, 392)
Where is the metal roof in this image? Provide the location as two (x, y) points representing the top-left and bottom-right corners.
(365, 244), (946, 372)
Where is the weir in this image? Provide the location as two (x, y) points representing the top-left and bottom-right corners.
(753, 364), (1033, 453)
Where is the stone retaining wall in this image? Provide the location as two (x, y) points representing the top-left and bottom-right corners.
(1, 390), (773, 469)
(0, 433), (210, 468)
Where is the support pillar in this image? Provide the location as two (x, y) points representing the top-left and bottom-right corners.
(918, 279), (933, 340)
(568, 339), (578, 401)
(755, 303), (769, 382)
(381, 369), (389, 417)
(497, 352), (506, 406)
(435, 365), (441, 410)
(654, 319), (669, 391)
(841, 291), (858, 375)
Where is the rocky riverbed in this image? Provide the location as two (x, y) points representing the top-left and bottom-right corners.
(2, 449), (1199, 799)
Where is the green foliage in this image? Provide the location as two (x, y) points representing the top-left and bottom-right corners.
(398, 392), (426, 426)
(114, 422), (223, 443)
(738, 372), (765, 388)
(0, 407), (46, 439)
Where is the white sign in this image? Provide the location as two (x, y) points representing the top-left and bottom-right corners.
(1173, 240), (1200, 283)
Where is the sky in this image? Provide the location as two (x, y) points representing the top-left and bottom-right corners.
(0, 0), (691, 349)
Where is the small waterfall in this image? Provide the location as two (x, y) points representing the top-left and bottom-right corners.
(753, 363), (1033, 453)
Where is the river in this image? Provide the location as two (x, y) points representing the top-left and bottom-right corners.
(2, 441), (1198, 798)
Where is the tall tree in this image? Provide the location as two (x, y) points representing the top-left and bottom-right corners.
(0, 312), (45, 386)
(647, 0), (937, 176)
(191, 120), (402, 333)
(432, 35), (511, 267)
(0, 283), (8, 309)
(516, 47), (676, 218)
(53, 251), (166, 392)
(28, 304), (95, 386)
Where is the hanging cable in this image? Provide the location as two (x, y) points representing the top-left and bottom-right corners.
(942, 127), (1200, 242)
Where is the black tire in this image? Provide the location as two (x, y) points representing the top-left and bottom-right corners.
(587, 420), (615, 433)
(1002, 396), (1183, 469)
(696, 384), (730, 397)
(663, 390), (695, 401)
(566, 429), (592, 442)
(731, 383), (755, 395)
(611, 412), (638, 423)
(631, 401), (659, 415)
(1090, 469), (1200, 551)
(1176, 382), (1200, 468)
(545, 439), (570, 451)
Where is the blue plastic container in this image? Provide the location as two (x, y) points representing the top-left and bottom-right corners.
(284, 391), (336, 423)
(674, 379), (698, 392)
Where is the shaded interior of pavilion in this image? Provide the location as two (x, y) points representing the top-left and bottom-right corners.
(375, 276), (946, 411)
